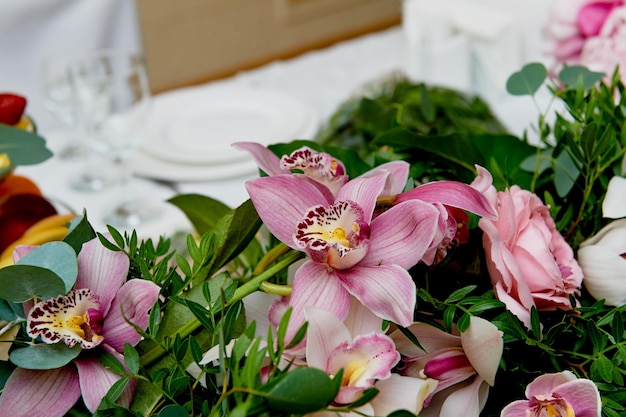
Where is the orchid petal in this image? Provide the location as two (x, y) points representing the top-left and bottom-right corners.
(289, 261), (351, 337)
(602, 176), (626, 218)
(76, 236), (130, 314)
(337, 170), (388, 223)
(343, 297), (386, 337)
(304, 306), (352, 369)
(11, 244), (37, 263)
(525, 370), (577, 398)
(101, 279), (160, 352)
(397, 181), (498, 220)
(578, 243), (626, 306)
(336, 264), (416, 327)
(459, 316), (503, 386)
(500, 400), (533, 417)
(328, 333), (399, 403)
(390, 322), (461, 357)
(75, 354), (134, 412)
(437, 377), (489, 417)
(0, 366), (80, 417)
(367, 160), (410, 195)
(242, 291), (281, 338)
(364, 200), (439, 269)
(370, 374), (438, 416)
(469, 165), (497, 208)
(553, 379), (602, 417)
(246, 175), (329, 248)
(232, 141), (285, 176)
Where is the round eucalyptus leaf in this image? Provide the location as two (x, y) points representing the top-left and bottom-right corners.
(0, 265), (66, 303)
(265, 367), (337, 413)
(10, 342), (82, 370)
(18, 241), (78, 293)
(506, 62), (547, 96)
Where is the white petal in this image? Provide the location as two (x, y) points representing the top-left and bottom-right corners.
(370, 374), (438, 415)
(460, 316), (502, 386)
(602, 176), (626, 218)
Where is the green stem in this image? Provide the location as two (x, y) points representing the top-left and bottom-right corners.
(140, 249), (303, 367)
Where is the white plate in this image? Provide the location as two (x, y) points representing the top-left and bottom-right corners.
(140, 84), (319, 165)
(130, 150), (260, 182)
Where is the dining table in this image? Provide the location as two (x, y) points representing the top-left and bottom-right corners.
(10, 1), (555, 241)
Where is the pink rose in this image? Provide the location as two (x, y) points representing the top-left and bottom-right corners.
(544, 0), (624, 67)
(478, 186), (583, 329)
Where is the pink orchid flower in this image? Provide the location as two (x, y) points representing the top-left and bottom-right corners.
(305, 303), (438, 416)
(501, 371), (601, 417)
(234, 141), (349, 197)
(391, 316), (503, 417)
(246, 168), (440, 332)
(0, 236), (161, 417)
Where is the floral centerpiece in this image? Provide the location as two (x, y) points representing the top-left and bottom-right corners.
(4, 25), (626, 417)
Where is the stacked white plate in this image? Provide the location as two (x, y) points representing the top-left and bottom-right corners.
(132, 84), (319, 182)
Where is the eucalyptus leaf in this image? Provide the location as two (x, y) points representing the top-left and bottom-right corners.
(0, 124), (53, 166)
(10, 342), (81, 370)
(265, 367), (338, 413)
(0, 264), (66, 302)
(506, 62), (547, 96)
(559, 65), (605, 89)
(17, 241), (78, 293)
(554, 151), (580, 197)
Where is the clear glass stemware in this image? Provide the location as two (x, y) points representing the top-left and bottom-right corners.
(68, 50), (159, 228)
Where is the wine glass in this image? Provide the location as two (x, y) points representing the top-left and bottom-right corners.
(40, 53), (85, 159)
(68, 49), (159, 228)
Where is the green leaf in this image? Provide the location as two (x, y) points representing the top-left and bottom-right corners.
(155, 405), (189, 417)
(99, 351), (126, 375)
(168, 193), (232, 235)
(554, 151), (580, 197)
(10, 343), (81, 370)
(591, 354), (614, 383)
(98, 377), (131, 409)
(17, 241), (78, 293)
(445, 285), (477, 303)
(530, 307), (541, 340)
(374, 128), (484, 173)
(265, 367), (338, 413)
(0, 264), (66, 302)
(204, 199), (263, 277)
(123, 344), (140, 375)
(63, 211), (97, 254)
(457, 313), (471, 332)
(559, 65), (605, 89)
(0, 124), (53, 166)
(506, 62), (547, 96)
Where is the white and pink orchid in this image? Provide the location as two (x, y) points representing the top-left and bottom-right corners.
(391, 316), (503, 417)
(501, 370), (601, 417)
(304, 305), (438, 415)
(0, 236), (161, 417)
